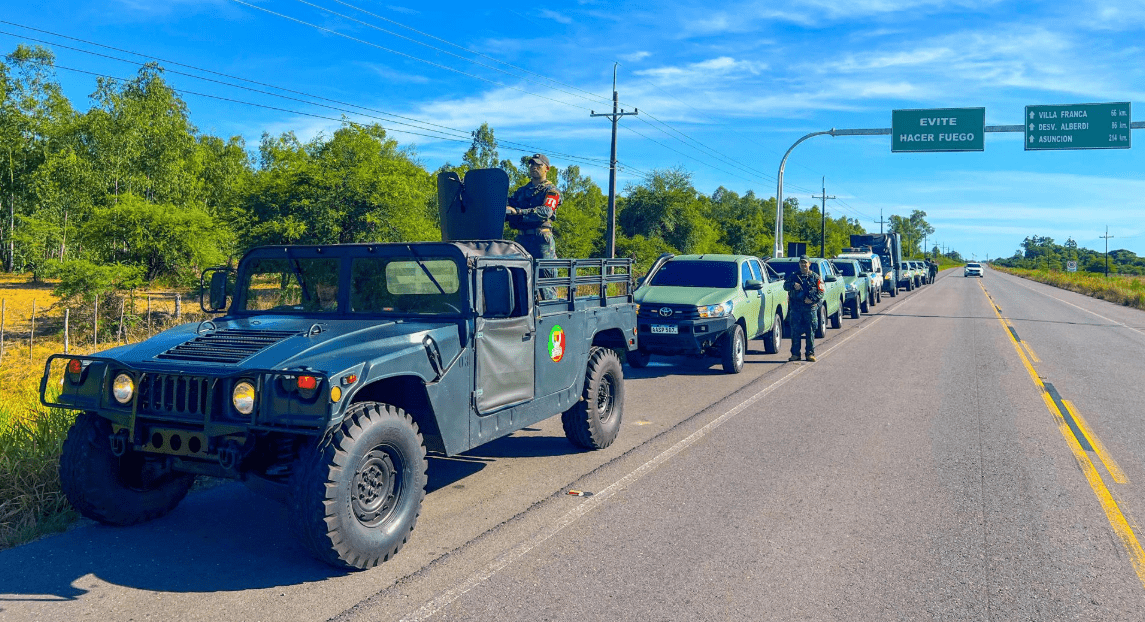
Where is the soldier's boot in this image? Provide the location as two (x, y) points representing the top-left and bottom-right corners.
(788, 354), (801, 362)
(806, 354), (817, 362)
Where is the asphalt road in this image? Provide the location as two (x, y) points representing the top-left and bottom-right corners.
(4, 266), (1145, 621)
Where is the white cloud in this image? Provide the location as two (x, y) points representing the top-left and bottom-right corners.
(385, 4), (419, 15)
(358, 63), (431, 84)
(537, 9), (574, 24)
(620, 51), (652, 62)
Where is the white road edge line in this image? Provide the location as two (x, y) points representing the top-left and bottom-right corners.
(399, 288), (927, 622)
(992, 269), (1145, 338)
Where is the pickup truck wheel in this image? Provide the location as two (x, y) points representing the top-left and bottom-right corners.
(889, 283), (897, 297)
(721, 324), (746, 374)
(830, 300), (844, 329)
(563, 347), (624, 450)
(850, 299), (861, 319)
(59, 412), (195, 526)
(814, 305), (827, 338)
(762, 313), (782, 354)
(288, 401), (427, 570)
(626, 347), (651, 368)
(859, 296), (869, 314)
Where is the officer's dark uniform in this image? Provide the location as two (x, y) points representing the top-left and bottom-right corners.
(507, 154), (561, 298)
(784, 257), (824, 360)
(927, 259), (938, 283)
(506, 180), (560, 261)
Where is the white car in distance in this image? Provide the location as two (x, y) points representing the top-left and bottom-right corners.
(964, 262), (984, 277)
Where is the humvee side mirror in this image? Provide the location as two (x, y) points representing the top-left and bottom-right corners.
(200, 268), (233, 313)
(482, 267), (514, 318)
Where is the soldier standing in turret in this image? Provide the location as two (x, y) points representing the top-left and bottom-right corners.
(784, 255), (824, 362)
(506, 154), (560, 261)
(507, 154), (561, 298)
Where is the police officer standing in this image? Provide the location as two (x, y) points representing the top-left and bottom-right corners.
(506, 154), (560, 261)
(927, 258), (938, 284)
(784, 255), (824, 362)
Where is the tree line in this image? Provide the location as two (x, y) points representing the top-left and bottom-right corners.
(994, 236), (1145, 275)
(1, 43), (946, 306)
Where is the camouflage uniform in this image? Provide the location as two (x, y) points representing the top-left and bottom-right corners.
(507, 176), (560, 299)
(783, 262), (824, 359)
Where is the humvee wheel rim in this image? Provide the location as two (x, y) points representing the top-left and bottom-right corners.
(596, 371), (617, 424)
(352, 448), (401, 528)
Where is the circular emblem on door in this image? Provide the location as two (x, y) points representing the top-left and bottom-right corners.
(658, 307), (673, 317)
(548, 325), (565, 363)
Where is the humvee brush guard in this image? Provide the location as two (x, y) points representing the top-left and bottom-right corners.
(42, 170), (638, 570)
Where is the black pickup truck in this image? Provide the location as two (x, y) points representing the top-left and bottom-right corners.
(42, 236), (637, 570)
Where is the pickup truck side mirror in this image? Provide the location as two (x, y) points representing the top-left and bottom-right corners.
(200, 267), (234, 313)
(824, 275), (838, 283)
(481, 267), (514, 318)
(636, 276), (645, 288)
(744, 279), (764, 291)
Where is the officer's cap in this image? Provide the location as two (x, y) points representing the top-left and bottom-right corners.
(798, 255), (810, 262)
(528, 154), (550, 167)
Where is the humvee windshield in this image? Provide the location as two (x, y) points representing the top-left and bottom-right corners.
(649, 260), (736, 288)
(351, 257), (462, 314)
(241, 258), (341, 313)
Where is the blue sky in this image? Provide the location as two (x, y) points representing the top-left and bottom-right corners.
(3, 0), (1144, 260)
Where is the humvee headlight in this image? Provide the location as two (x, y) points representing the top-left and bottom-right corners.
(112, 374), (134, 404)
(232, 381), (256, 415)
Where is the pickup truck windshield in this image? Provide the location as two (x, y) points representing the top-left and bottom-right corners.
(833, 262), (857, 276)
(241, 258), (341, 313)
(350, 257), (463, 314)
(649, 261), (736, 288)
(857, 259), (873, 272)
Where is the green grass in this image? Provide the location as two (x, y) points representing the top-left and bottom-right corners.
(992, 266), (1145, 310)
(0, 391), (79, 549)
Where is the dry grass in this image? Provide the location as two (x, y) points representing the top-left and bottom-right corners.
(992, 266), (1145, 310)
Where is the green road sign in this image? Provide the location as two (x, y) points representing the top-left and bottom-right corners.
(1025, 102), (1132, 150)
(892, 108), (985, 152)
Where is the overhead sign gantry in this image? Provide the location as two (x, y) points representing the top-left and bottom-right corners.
(772, 102), (1143, 257)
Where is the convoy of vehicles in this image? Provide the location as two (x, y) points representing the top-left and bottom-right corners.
(631, 253), (789, 373)
(850, 234), (902, 297)
(37, 164), (949, 570)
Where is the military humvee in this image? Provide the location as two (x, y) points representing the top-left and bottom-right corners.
(41, 170), (638, 570)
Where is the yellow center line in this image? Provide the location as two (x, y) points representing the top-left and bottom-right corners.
(1064, 399), (1128, 484)
(976, 279), (1145, 588)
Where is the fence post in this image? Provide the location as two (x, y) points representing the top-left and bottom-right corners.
(175, 293), (182, 320)
(147, 294), (152, 336)
(118, 298), (125, 344)
(30, 298), (36, 361)
(94, 296), (99, 348)
(65, 308), (70, 354)
(0, 298), (5, 365)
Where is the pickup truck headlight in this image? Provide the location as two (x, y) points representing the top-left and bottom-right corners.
(847, 283), (857, 291)
(232, 381), (256, 415)
(112, 373), (134, 404)
(698, 300), (734, 318)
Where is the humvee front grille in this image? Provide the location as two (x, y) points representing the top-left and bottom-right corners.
(155, 329), (299, 364)
(138, 374), (216, 418)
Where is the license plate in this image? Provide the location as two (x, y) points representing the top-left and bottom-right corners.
(650, 325), (678, 334)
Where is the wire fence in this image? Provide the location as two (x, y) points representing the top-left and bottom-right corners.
(0, 292), (212, 368)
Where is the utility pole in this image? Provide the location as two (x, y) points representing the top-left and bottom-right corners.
(811, 177), (836, 258)
(591, 64), (638, 258)
(875, 208), (888, 235)
(1100, 226), (1114, 277)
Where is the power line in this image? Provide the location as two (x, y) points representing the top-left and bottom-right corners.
(227, 0), (595, 112)
(0, 25), (610, 170)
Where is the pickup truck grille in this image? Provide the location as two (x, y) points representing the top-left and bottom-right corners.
(138, 374), (217, 418)
(155, 329), (299, 364)
(638, 304), (699, 320)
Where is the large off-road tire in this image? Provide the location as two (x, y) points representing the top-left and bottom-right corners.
(626, 347), (651, 368)
(563, 347), (624, 450)
(288, 402), (427, 570)
(830, 299), (844, 329)
(721, 324), (746, 374)
(814, 305), (827, 338)
(762, 313), (782, 354)
(59, 412), (195, 526)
